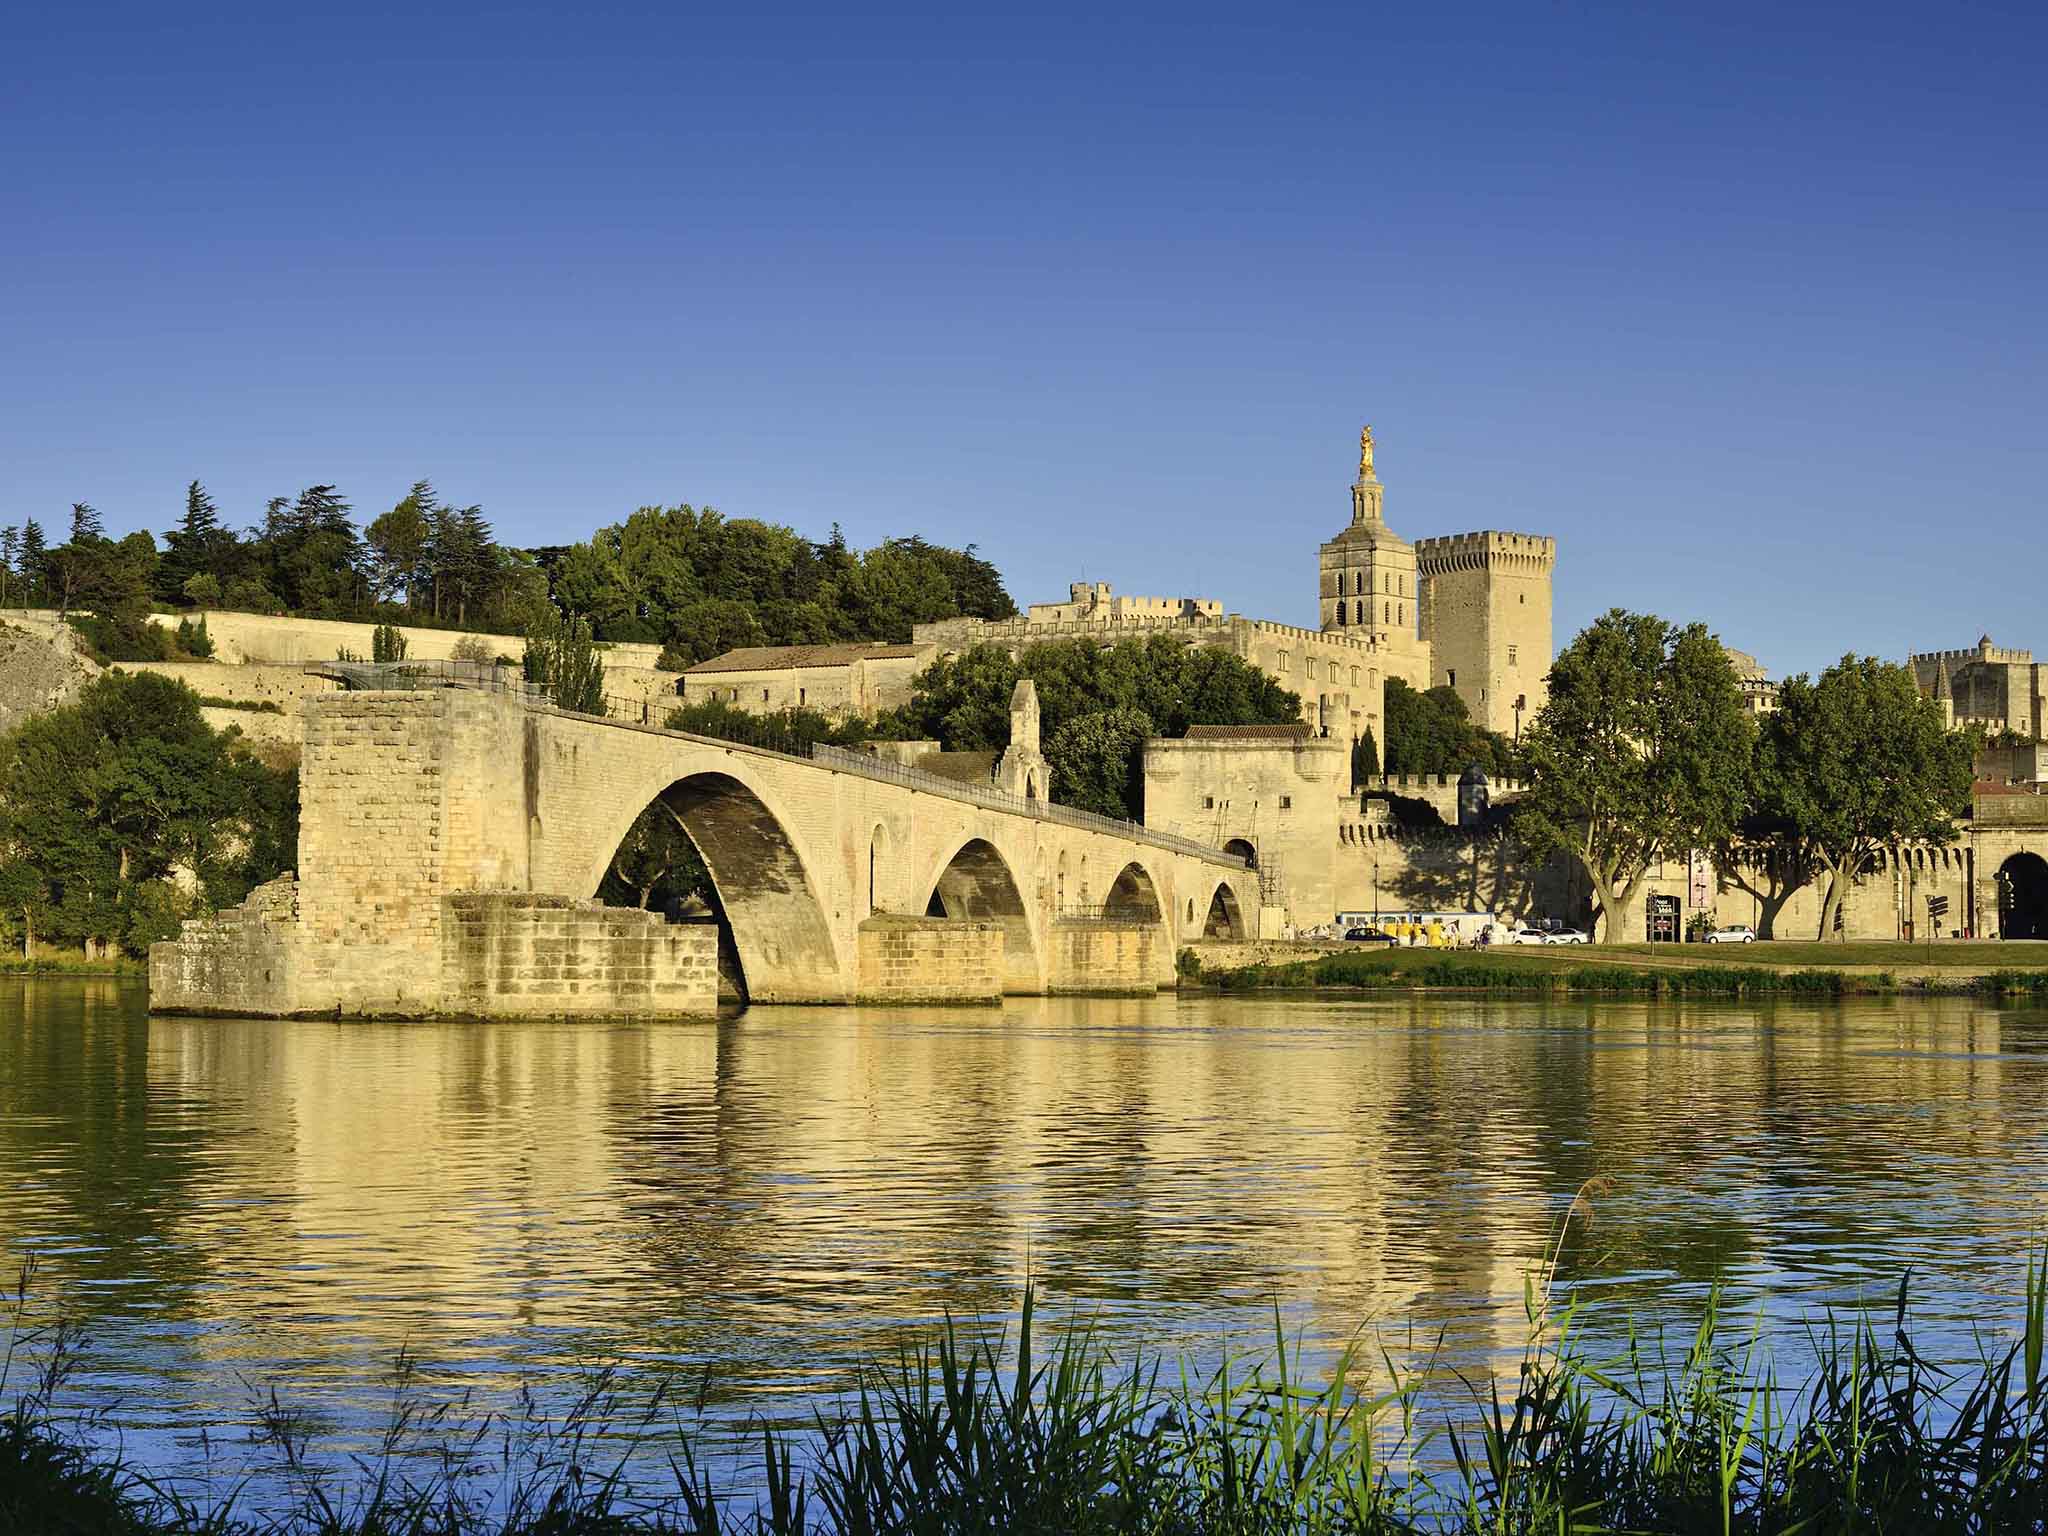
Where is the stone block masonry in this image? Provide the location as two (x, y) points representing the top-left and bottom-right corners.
(150, 884), (718, 1018)
(1046, 920), (1158, 995)
(856, 915), (1004, 1003)
(441, 896), (716, 1017)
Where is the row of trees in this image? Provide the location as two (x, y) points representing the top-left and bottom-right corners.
(550, 505), (1015, 665)
(3, 485), (1016, 668)
(1518, 610), (1973, 940)
(0, 673), (298, 956)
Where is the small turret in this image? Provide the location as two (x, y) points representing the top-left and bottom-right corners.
(995, 679), (1049, 800)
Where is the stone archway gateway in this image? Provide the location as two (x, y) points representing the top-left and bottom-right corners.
(1998, 852), (2048, 940)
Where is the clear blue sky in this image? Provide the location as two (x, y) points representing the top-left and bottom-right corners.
(5, 1), (2043, 678)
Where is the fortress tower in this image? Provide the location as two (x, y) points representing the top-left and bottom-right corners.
(1317, 427), (1431, 697)
(1414, 529), (1556, 737)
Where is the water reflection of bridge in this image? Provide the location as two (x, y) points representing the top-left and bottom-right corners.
(12, 992), (2043, 1412)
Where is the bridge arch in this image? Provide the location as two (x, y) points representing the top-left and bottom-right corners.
(587, 767), (842, 1003)
(1202, 878), (1248, 940)
(1998, 852), (2048, 940)
(1104, 860), (1164, 921)
(920, 836), (1042, 992)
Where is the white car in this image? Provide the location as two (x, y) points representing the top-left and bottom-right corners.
(1704, 925), (1757, 944)
(1502, 927), (1552, 946)
(1543, 929), (1589, 945)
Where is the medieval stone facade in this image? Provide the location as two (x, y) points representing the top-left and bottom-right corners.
(1913, 637), (2046, 740)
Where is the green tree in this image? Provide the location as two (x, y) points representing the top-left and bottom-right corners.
(18, 520), (47, 605)
(1752, 655), (1974, 939)
(1046, 708), (1154, 820)
(665, 698), (877, 754)
(1381, 677), (1516, 776)
(0, 672), (297, 955)
(157, 481), (239, 603)
(371, 623), (408, 663)
(1352, 727), (1380, 784)
(1516, 610), (1754, 940)
(522, 607), (606, 713)
(366, 483), (434, 608)
(597, 802), (712, 912)
(659, 598), (768, 668)
(890, 637), (1301, 816)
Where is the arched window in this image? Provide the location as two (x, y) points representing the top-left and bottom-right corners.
(1384, 602), (1391, 625)
(1336, 601), (1346, 625)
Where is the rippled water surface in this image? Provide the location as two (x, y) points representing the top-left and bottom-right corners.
(5, 978), (2048, 1482)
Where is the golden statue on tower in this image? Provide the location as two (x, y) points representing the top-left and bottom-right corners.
(1358, 424), (1375, 479)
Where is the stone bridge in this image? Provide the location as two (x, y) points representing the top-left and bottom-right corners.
(151, 683), (1255, 1018)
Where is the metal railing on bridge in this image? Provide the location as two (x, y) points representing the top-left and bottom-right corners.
(810, 745), (1244, 868)
(312, 661), (1247, 869)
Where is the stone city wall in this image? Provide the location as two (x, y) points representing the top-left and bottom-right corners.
(143, 609), (666, 670)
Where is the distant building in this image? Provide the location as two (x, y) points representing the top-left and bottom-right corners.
(1912, 636), (2045, 739)
(678, 642), (931, 718)
(1722, 647), (1780, 715)
(919, 426), (1559, 752)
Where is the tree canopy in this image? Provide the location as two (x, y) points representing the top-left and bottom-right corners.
(1748, 655), (1974, 938)
(884, 637), (1303, 819)
(0, 672), (297, 956)
(1516, 609), (1755, 940)
(1, 485), (1013, 671)
(1380, 678), (1520, 778)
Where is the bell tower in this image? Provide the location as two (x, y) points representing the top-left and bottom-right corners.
(1319, 425), (1418, 644)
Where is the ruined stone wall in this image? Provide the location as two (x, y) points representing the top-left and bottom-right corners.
(440, 895), (717, 1016)
(149, 878), (305, 1014)
(855, 915), (1003, 1003)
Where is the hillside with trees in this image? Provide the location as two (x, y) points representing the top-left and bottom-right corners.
(1, 482), (1017, 668)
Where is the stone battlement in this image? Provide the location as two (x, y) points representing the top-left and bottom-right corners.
(1361, 772), (1530, 796)
(1413, 531), (1557, 572)
(1912, 643), (2035, 666)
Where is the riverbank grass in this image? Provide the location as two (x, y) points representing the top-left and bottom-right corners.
(1186, 946), (1871, 996)
(7, 1259), (2048, 1533)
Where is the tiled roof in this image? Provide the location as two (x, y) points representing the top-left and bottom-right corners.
(1182, 723), (1314, 740)
(685, 643), (925, 675)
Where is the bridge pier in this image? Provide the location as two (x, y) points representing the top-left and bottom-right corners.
(149, 685), (1254, 1019)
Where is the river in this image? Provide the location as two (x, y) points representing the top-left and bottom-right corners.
(4, 978), (2047, 1492)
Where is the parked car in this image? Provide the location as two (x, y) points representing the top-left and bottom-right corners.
(1704, 924), (1757, 944)
(1543, 929), (1589, 945)
(1343, 926), (1398, 945)
(1503, 927), (1553, 946)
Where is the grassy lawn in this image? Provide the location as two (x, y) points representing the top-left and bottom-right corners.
(1588, 939), (2048, 970)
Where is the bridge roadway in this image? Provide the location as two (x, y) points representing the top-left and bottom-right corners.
(150, 683), (1256, 1017)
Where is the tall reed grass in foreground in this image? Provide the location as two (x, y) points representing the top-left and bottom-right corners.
(6, 1249), (2048, 1533)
